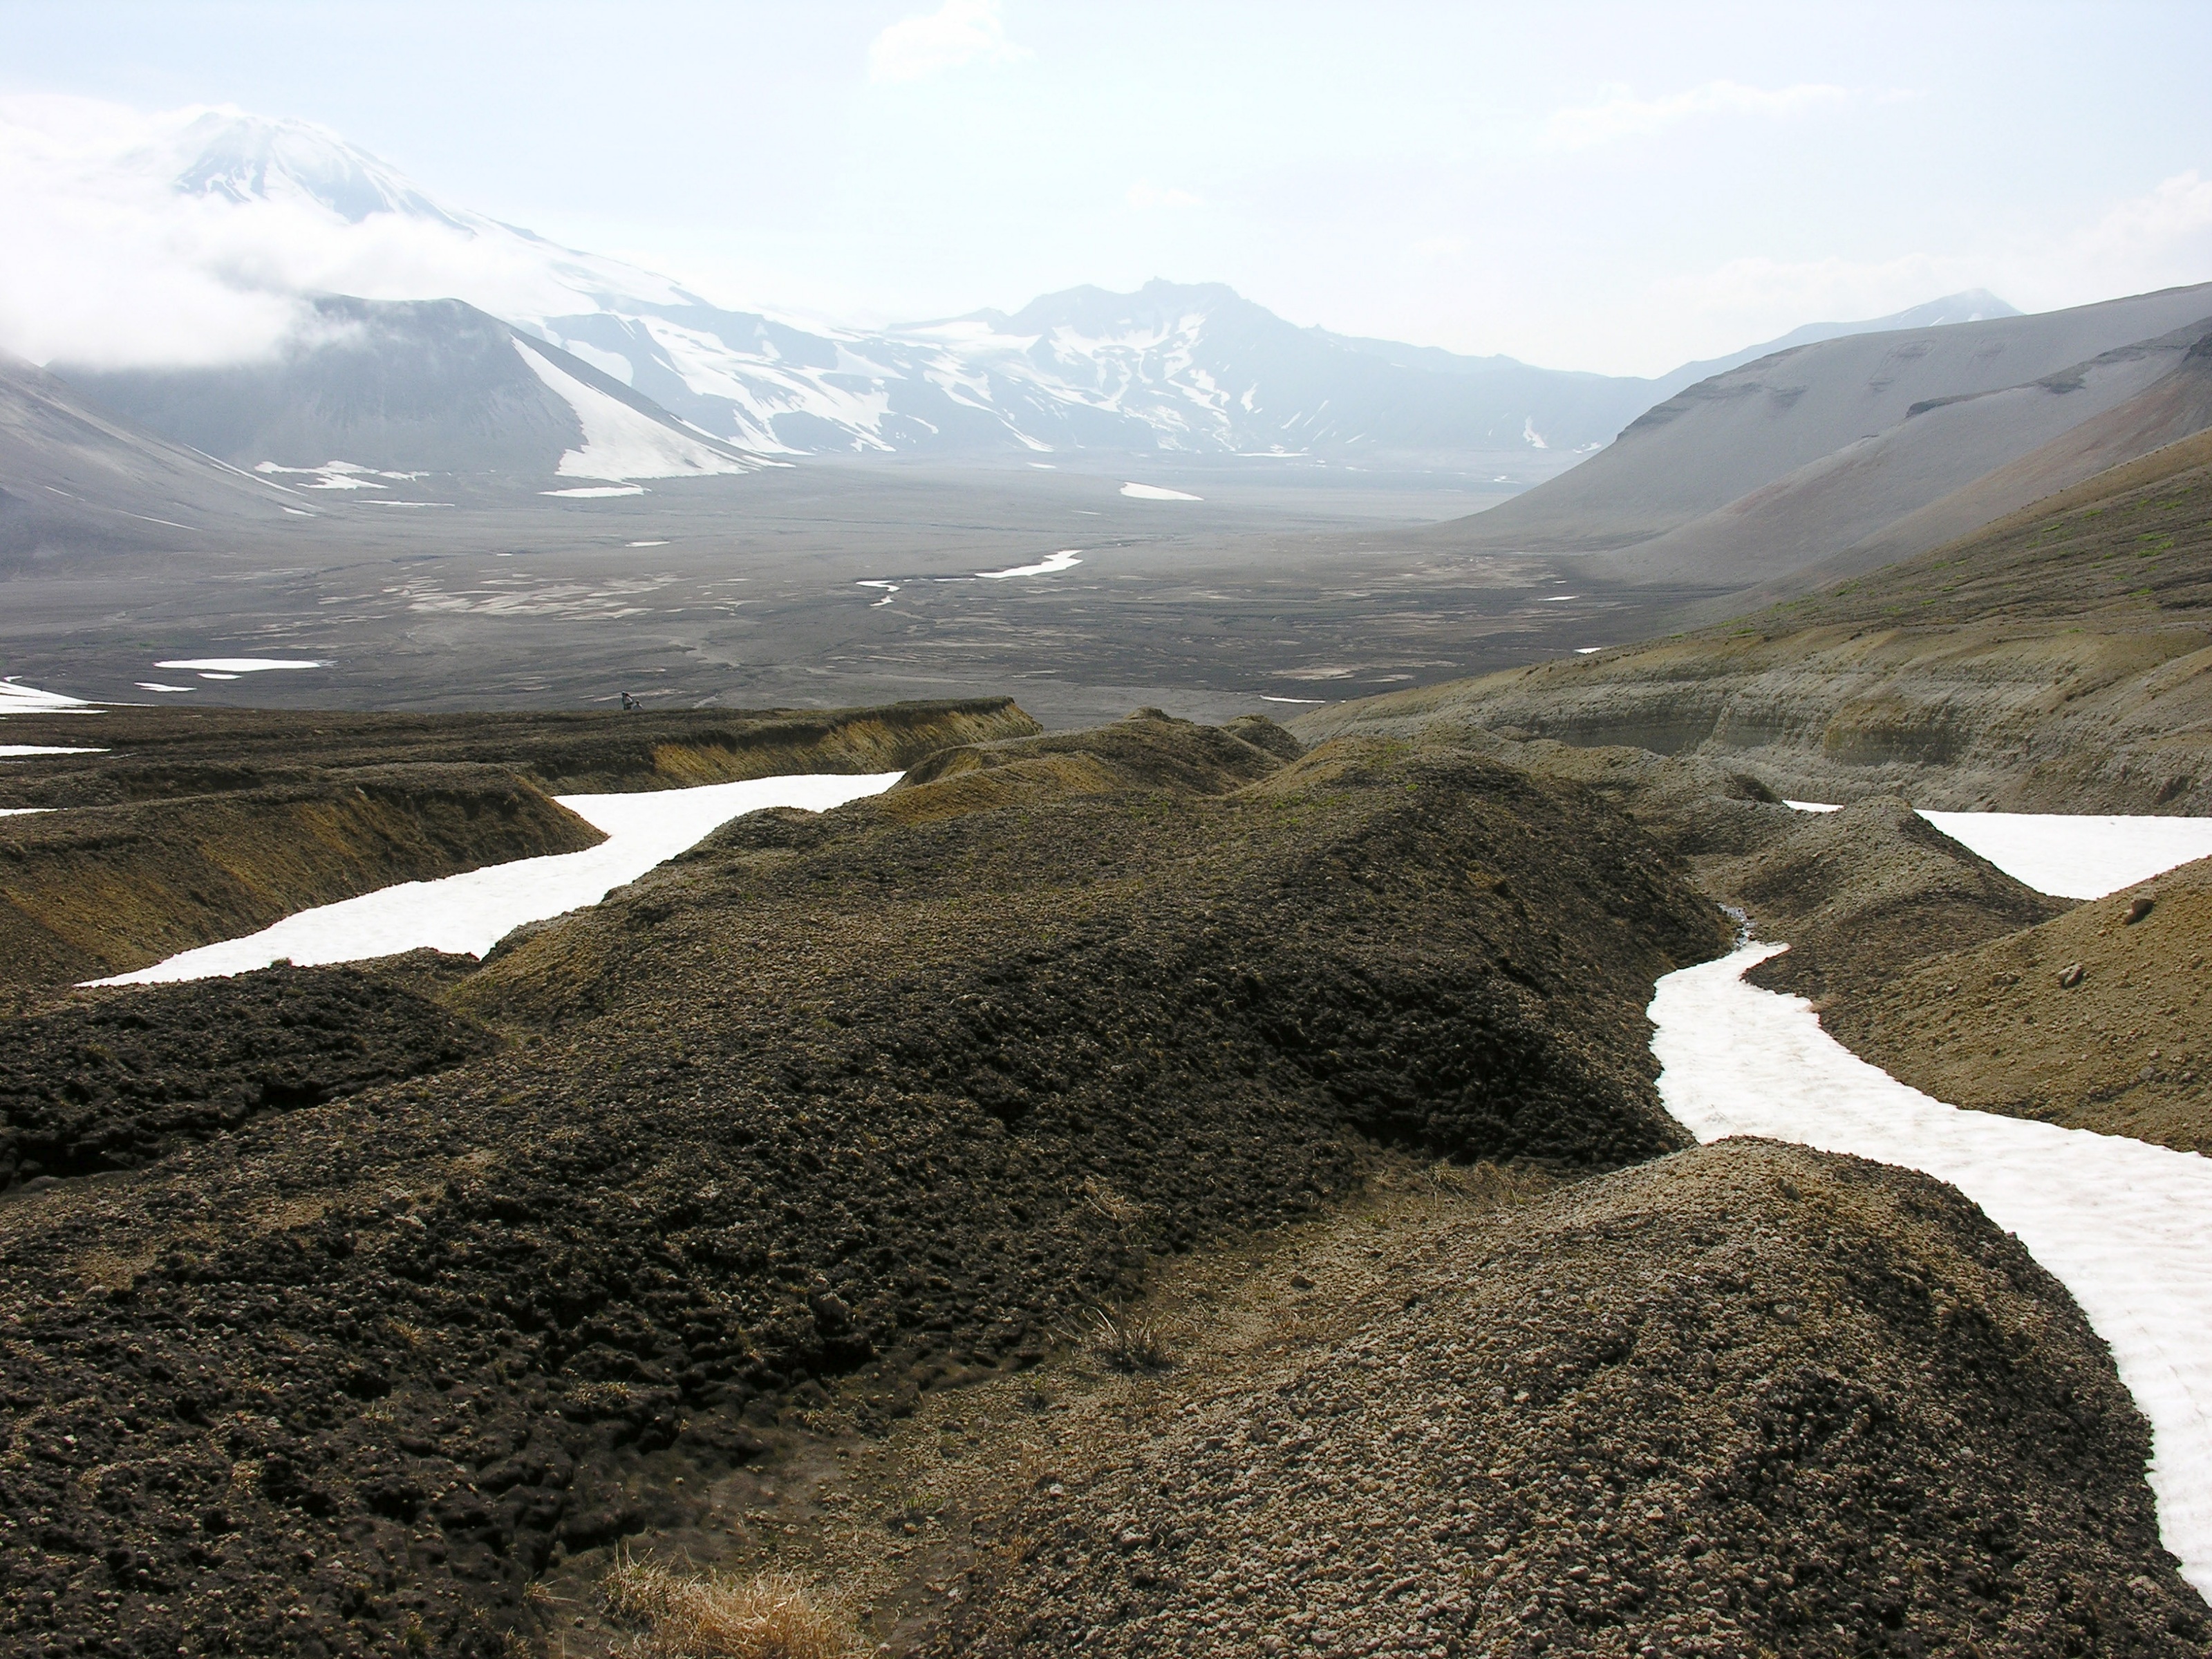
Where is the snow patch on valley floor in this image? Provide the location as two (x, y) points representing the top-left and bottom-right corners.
(977, 550), (1082, 579)
(155, 659), (325, 673)
(1653, 944), (2212, 1597)
(95, 771), (902, 986)
(0, 680), (97, 715)
(1785, 803), (2212, 899)
(1, 746), (104, 758)
(1120, 481), (1203, 501)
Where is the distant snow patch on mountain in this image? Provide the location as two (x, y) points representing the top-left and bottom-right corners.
(513, 339), (751, 480)
(1121, 481), (1203, 500)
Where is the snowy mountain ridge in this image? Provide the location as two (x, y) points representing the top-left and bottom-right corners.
(24, 103), (2019, 462)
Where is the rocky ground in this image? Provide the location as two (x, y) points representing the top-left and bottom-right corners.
(0, 713), (1727, 1656)
(1708, 796), (2073, 1008)
(922, 1140), (2206, 1658)
(0, 954), (489, 1188)
(3, 697), (2205, 1658)
(1836, 856), (2212, 1154)
(1391, 728), (2212, 1154)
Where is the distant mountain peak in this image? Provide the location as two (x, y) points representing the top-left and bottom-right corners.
(1884, 289), (2023, 328)
(170, 110), (466, 229)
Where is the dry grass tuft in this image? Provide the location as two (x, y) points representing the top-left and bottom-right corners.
(1080, 1176), (1143, 1226)
(1079, 1305), (1174, 1373)
(602, 1553), (862, 1659)
(1423, 1159), (1557, 1206)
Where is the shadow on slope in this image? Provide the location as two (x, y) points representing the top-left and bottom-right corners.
(0, 953), (491, 1188)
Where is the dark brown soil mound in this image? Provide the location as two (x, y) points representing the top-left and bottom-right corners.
(1710, 796), (2072, 1005)
(0, 955), (491, 1189)
(1835, 856), (2212, 1153)
(928, 1139), (2207, 1658)
(1489, 738), (1801, 863)
(0, 722), (1725, 1657)
(883, 709), (1293, 823)
(0, 765), (600, 990)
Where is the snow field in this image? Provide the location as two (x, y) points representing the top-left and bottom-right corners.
(0, 681), (96, 715)
(977, 550), (1082, 579)
(155, 658), (325, 673)
(1784, 803), (2212, 900)
(1120, 481), (1203, 501)
(1651, 944), (2212, 1597)
(95, 770), (903, 986)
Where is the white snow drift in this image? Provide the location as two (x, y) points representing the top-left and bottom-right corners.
(1120, 481), (1203, 501)
(154, 657), (325, 672)
(1784, 802), (2212, 899)
(97, 770), (901, 985)
(1920, 810), (2212, 900)
(1651, 944), (2212, 1598)
(0, 745), (103, 758)
(976, 550), (1082, 579)
(0, 679), (95, 714)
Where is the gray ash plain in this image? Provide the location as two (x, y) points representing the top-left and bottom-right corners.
(1, 458), (1721, 729)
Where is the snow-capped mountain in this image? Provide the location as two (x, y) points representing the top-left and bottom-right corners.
(6, 102), (2021, 466)
(63, 294), (759, 481)
(527, 281), (1682, 458)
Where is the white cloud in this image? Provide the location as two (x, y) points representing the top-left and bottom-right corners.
(0, 94), (697, 368)
(1126, 181), (1201, 210)
(1657, 250), (1980, 332)
(1555, 169), (2212, 373)
(1545, 80), (1850, 150)
(868, 0), (1029, 85)
(2050, 169), (2212, 303)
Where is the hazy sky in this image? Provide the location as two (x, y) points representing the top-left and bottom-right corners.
(6, 0), (2211, 375)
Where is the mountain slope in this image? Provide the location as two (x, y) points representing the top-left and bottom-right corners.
(1437, 281), (2212, 558)
(61, 297), (760, 480)
(0, 350), (314, 564)
(1653, 288), (2021, 391)
(1587, 317), (2212, 588)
